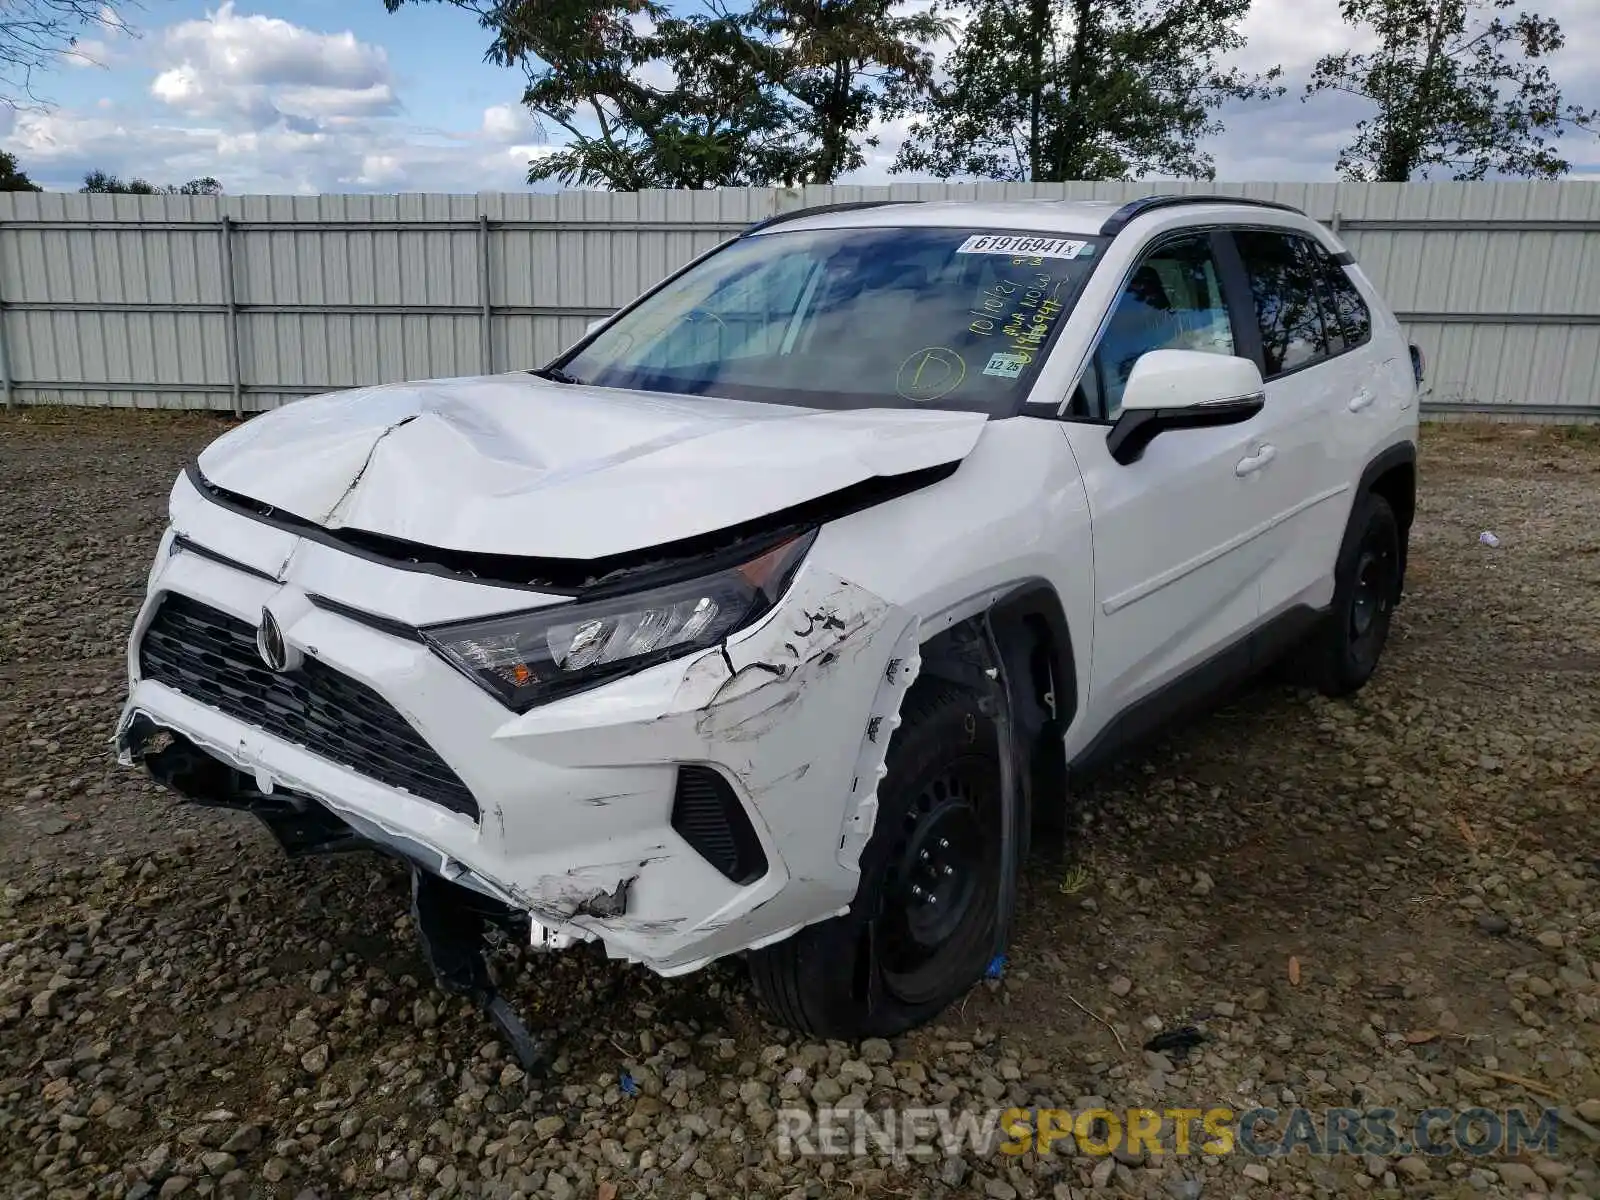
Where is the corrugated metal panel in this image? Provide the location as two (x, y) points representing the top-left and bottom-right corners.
(1, 183), (1597, 416)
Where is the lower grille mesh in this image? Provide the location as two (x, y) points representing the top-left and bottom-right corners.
(139, 593), (478, 819)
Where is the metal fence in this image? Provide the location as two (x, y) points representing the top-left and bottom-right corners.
(2, 180), (1599, 418)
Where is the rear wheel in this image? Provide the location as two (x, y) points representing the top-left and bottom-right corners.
(748, 683), (1013, 1039)
(1294, 492), (1401, 696)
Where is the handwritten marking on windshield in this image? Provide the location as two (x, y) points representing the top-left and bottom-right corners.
(897, 347), (967, 402)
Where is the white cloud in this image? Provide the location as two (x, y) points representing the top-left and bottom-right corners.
(352, 153), (405, 187)
(58, 4), (136, 71)
(482, 103), (535, 141)
(163, 3), (389, 91)
(150, 2), (397, 126)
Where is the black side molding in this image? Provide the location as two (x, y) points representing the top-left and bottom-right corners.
(1100, 194), (1307, 238)
(1068, 602), (1326, 783)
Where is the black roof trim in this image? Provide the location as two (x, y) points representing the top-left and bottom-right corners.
(743, 199), (918, 235)
(1099, 194), (1307, 237)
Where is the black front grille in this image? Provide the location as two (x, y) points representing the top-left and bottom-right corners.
(671, 766), (767, 885)
(139, 593), (478, 819)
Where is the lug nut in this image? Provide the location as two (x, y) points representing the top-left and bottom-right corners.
(942, 865), (954, 877)
(911, 885), (923, 897)
(938, 838), (949, 849)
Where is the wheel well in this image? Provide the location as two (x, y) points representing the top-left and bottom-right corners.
(918, 586), (1078, 859)
(1369, 461), (1415, 534)
(1366, 459), (1415, 595)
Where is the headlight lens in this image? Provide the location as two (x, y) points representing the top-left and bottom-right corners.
(422, 533), (813, 711)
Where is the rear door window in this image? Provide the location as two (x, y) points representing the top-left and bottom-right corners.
(1233, 231), (1337, 377)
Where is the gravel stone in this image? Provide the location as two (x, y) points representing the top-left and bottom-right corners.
(1, 415), (1598, 1199)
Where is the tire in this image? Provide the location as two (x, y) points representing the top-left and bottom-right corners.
(748, 683), (1015, 1039)
(1294, 491), (1401, 697)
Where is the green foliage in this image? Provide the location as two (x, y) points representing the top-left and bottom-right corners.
(0, 150), (41, 191)
(81, 172), (224, 195)
(895, 0), (1281, 182)
(1306, 0), (1598, 181)
(384, 0), (947, 188)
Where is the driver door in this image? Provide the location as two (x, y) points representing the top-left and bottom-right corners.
(1058, 232), (1278, 760)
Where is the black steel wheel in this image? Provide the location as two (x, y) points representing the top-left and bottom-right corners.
(1293, 491), (1401, 697)
(749, 683), (1014, 1039)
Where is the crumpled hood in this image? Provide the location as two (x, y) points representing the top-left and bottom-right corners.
(196, 373), (987, 559)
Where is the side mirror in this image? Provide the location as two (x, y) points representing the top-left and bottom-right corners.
(1106, 350), (1265, 466)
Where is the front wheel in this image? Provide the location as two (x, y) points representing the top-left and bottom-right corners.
(748, 683), (1014, 1039)
(1294, 491), (1401, 696)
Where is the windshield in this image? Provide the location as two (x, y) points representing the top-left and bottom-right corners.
(558, 225), (1106, 415)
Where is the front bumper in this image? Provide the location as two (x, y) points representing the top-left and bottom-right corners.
(117, 472), (920, 975)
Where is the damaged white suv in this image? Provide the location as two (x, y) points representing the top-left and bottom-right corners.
(120, 195), (1420, 1060)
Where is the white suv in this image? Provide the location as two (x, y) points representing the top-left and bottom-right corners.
(119, 195), (1419, 1058)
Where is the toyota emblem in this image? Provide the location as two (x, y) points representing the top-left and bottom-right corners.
(257, 607), (290, 672)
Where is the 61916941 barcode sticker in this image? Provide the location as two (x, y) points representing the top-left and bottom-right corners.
(954, 234), (1090, 259)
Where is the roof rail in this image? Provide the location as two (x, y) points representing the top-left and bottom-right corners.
(1099, 194), (1306, 237)
(744, 199), (918, 235)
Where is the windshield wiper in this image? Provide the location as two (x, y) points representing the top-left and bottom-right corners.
(529, 365), (583, 385)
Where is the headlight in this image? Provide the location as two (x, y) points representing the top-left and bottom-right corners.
(422, 532), (814, 711)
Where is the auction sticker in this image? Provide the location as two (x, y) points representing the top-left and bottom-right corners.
(955, 234), (1089, 259)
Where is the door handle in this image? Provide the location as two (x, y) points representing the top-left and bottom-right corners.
(1235, 444), (1277, 477)
(1348, 389), (1376, 412)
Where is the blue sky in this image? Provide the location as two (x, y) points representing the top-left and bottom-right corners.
(3, 0), (1597, 193)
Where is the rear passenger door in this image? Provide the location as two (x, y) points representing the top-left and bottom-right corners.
(1228, 229), (1367, 620)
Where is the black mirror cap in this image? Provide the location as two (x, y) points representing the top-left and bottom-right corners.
(1409, 343), (1426, 386)
(1106, 392), (1265, 466)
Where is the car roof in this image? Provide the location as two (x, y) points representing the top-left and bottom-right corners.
(748, 196), (1315, 240)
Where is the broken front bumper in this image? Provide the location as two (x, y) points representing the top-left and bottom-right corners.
(117, 473), (920, 975)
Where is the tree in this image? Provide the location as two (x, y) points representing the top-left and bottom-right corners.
(1307, 0), (1598, 181)
(752, 0), (947, 183)
(511, 2), (801, 190)
(1, 1), (133, 107)
(894, 0), (1281, 182)
(0, 150), (41, 191)
(382, 0), (946, 188)
(81, 171), (225, 194)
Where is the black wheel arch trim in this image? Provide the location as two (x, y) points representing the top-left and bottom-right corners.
(919, 581), (1080, 861)
(1357, 440), (1417, 501)
(1355, 439), (1417, 601)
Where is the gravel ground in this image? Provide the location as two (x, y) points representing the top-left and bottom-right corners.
(1, 409), (1597, 1200)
